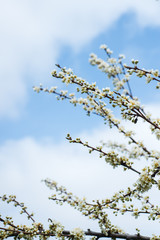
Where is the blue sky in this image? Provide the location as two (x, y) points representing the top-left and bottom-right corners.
(1, 0), (160, 237)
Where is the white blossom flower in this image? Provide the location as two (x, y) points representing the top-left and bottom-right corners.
(108, 58), (117, 64)
(33, 86), (41, 93)
(100, 44), (107, 49)
(49, 86), (57, 93)
(71, 228), (85, 240)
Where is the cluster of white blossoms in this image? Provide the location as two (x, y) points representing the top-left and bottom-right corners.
(134, 167), (153, 193)
(70, 228), (85, 240)
(2, 44), (160, 240)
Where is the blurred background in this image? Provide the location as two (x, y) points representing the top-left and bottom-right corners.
(1, 0), (160, 237)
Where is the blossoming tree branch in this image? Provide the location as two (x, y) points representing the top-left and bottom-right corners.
(1, 44), (160, 240)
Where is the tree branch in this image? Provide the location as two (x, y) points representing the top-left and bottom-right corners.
(0, 228), (151, 240)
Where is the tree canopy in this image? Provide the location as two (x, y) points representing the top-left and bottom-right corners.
(1, 44), (160, 240)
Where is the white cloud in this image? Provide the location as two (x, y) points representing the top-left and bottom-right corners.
(0, 0), (160, 118)
(1, 104), (160, 235)
(130, 0), (160, 26)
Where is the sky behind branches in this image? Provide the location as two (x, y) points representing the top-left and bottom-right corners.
(1, 0), (160, 237)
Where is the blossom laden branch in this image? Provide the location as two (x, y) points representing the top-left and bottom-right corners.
(0, 195), (35, 222)
(0, 225), (152, 240)
(66, 134), (140, 174)
(124, 64), (160, 85)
